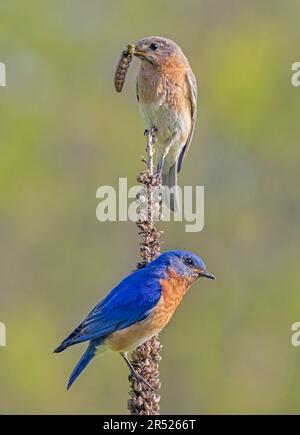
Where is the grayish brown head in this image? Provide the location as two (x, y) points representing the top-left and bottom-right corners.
(134, 36), (185, 66)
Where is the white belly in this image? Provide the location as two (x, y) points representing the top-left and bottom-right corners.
(138, 101), (190, 171)
(139, 102), (176, 134)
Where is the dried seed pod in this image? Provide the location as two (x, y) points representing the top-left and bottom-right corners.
(114, 44), (134, 93)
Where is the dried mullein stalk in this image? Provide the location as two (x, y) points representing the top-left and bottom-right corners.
(127, 128), (163, 415)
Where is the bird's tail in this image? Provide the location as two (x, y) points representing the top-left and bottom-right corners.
(67, 339), (104, 390)
(162, 162), (179, 212)
(54, 323), (84, 353)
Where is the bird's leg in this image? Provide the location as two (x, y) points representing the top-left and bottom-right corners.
(120, 352), (156, 392)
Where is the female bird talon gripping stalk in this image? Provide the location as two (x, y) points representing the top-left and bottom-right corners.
(144, 126), (157, 139)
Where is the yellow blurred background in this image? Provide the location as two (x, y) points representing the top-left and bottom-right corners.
(0, 0), (300, 414)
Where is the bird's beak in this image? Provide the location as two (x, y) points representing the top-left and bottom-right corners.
(133, 50), (147, 59)
(196, 269), (216, 280)
(133, 44), (150, 59)
(133, 47), (155, 64)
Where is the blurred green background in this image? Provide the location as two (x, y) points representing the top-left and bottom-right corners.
(0, 0), (300, 414)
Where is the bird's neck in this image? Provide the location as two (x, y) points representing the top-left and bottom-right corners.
(159, 267), (194, 309)
(138, 58), (187, 104)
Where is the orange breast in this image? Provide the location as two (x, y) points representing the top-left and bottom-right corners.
(137, 55), (189, 110)
(106, 268), (193, 353)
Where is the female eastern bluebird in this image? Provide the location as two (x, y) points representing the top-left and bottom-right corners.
(55, 250), (214, 390)
(134, 37), (197, 211)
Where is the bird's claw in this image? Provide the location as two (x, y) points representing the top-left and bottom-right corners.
(130, 370), (156, 392)
(144, 126), (158, 137)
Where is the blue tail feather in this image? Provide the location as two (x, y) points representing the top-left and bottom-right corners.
(67, 340), (102, 390)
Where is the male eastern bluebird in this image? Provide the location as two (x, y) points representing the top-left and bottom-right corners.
(134, 37), (197, 211)
(54, 250), (214, 390)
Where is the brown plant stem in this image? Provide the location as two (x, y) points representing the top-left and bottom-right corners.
(127, 128), (162, 415)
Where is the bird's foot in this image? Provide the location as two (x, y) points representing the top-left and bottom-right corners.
(121, 352), (157, 392)
(129, 367), (156, 392)
(144, 126), (158, 138)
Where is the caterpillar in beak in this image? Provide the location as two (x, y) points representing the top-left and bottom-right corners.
(114, 44), (134, 93)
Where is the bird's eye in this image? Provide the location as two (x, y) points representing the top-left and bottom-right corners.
(184, 257), (194, 267)
(149, 43), (159, 51)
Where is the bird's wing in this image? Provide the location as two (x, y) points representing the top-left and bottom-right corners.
(57, 268), (162, 349)
(177, 68), (197, 173)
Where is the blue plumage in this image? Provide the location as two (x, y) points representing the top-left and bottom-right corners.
(55, 263), (167, 353)
(55, 250), (214, 389)
(67, 339), (101, 390)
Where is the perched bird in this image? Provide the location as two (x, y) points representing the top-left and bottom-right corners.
(54, 250), (214, 390)
(134, 36), (197, 211)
